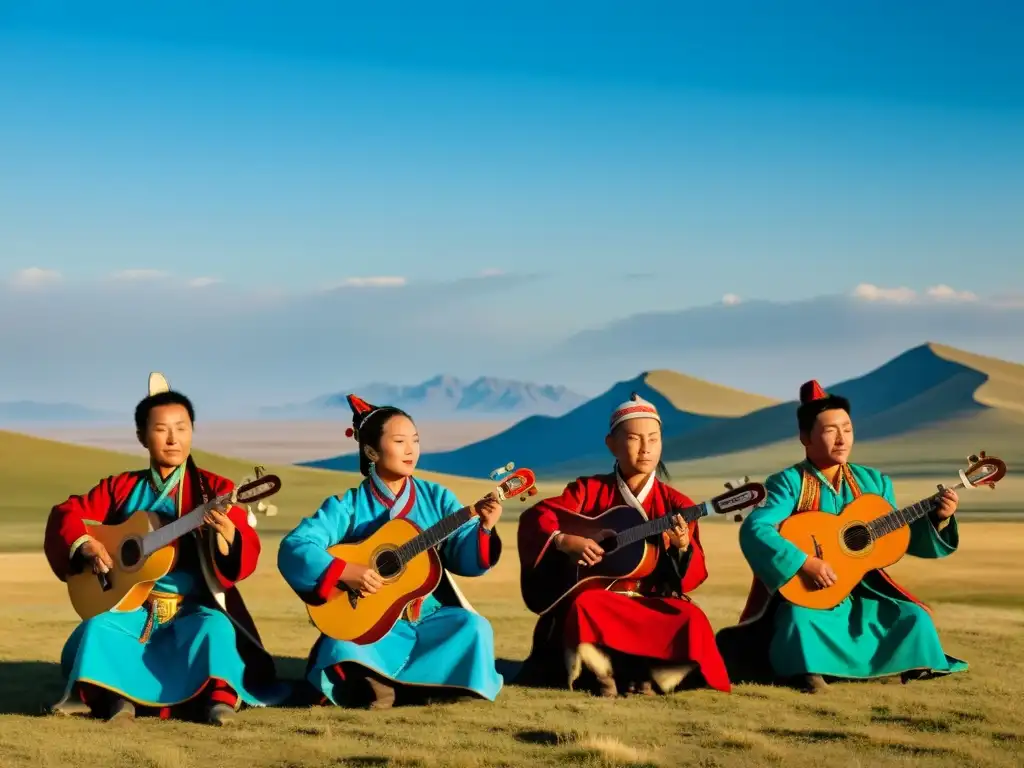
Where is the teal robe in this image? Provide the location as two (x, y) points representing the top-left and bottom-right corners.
(729, 461), (967, 681)
(278, 470), (504, 704)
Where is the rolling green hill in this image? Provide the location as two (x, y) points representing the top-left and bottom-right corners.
(543, 343), (1024, 479)
(0, 429), (533, 553)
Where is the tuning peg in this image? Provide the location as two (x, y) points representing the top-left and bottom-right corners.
(968, 454), (980, 464)
(528, 487), (538, 496)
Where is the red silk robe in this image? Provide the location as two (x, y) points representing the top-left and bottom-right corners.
(44, 463), (278, 710)
(517, 472), (730, 693)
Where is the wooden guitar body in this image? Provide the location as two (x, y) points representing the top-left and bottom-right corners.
(66, 510), (178, 620)
(306, 517), (444, 644)
(776, 493), (910, 610)
(521, 505), (659, 615)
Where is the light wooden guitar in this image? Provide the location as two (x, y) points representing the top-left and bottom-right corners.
(307, 467), (538, 644)
(66, 472), (282, 620)
(776, 452), (1007, 610)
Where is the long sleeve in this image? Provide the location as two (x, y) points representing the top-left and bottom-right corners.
(657, 486), (709, 594)
(44, 476), (117, 581)
(437, 487), (501, 577)
(887, 475), (959, 559)
(516, 477), (588, 569)
(738, 469), (808, 592)
(202, 471), (261, 588)
(277, 493), (356, 605)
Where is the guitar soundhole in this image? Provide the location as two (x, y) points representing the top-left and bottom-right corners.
(842, 524), (871, 552)
(374, 549), (402, 579)
(120, 538), (142, 568)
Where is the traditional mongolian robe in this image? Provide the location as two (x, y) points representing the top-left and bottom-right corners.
(277, 469), (504, 704)
(44, 460), (286, 715)
(716, 460), (967, 682)
(517, 469), (731, 693)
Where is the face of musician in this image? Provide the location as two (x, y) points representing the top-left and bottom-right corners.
(606, 416), (662, 477)
(141, 403), (194, 472)
(802, 407), (853, 467)
(365, 413), (420, 479)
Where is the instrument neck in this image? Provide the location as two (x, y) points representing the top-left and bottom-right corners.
(616, 502), (708, 547)
(396, 506), (477, 563)
(141, 492), (231, 556)
(866, 481), (963, 539)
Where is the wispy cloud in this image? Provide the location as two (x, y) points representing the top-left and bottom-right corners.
(8, 267), (62, 288)
(188, 277), (222, 288)
(851, 283), (917, 303)
(334, 276), (407, 288)
(926, 284), (978, 302)
(108, 269), (168, 281)
(721, 293), (741, 305)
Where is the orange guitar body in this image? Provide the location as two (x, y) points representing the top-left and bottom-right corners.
(776, 493), (910, 610)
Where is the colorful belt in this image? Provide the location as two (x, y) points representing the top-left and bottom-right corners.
(139, 591), (185, 643)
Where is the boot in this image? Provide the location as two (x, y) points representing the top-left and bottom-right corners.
(205, 702), (236, 725)
(365, 672), (396, 710)
(790, 674), (828, 693)
(566, 643), (617, 697)
(650, 662), (697, 694)
(106, 697), (136, 721)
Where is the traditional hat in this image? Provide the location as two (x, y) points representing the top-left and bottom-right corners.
(609, 392), (661, 433)
(148, 372), (169, 396)
(344, 394), (382, 440)
(796, 379), (850, 429)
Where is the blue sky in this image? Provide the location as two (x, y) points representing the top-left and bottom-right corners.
(1, 2), (1023, 408)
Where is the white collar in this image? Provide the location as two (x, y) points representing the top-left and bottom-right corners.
(615, 463), (655, 519)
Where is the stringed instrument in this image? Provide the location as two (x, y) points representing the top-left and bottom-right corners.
(307, 467), (538, 644)
(66, 472), (282, 620)
(519, 481), (767, 615)
(776, 452), (1007, 610)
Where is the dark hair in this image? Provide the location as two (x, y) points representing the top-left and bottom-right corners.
(134, 390), (195, 434)
(796, 395), (850, 434)
(356, 406), (413, 476)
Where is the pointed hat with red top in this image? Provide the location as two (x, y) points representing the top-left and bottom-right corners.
(344, 394), (382, 439)
(796, 378), (850, 429)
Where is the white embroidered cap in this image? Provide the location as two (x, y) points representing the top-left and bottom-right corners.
(609, 392), (661, 433)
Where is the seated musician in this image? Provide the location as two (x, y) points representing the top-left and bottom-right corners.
(715, 380), (966, 693)
(46, 373), (284, 723)
(517, 394), (730, 696)
(277, 394), (504, 709)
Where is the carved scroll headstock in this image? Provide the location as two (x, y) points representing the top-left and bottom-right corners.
(717, 477), (765, 523)
(960, 451), (1007, 491)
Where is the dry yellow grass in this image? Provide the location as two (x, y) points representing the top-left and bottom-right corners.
(930, 342), (1024, 415)
(2, 428), (1024, 766)
(2, 523), (1024, 767)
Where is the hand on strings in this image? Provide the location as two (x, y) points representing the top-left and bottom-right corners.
(664, 514), (690, 551)
(475, 496), (503, 531)
(339, 562), (384, 596)
(935, 488), (959, 520)
(555, 533), (604, 566)
(79, 538), (113, 575)
(799, 556), (837, 590)
(203, 503), (237, 555)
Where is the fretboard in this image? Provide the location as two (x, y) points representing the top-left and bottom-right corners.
(616, 501), (710, 547)
(396, 506), (477, 563)
(141, 492), (231, 556)
(866, 495), (938, 539)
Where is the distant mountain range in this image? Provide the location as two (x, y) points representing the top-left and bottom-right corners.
(262, 375), (588, 420)
(303, 342), (1024, 479)
(0, 401), (120, 423)
(303, 369), (778, 476)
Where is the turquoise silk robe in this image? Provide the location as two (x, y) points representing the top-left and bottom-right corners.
(53, 465), (287, 710)
(277, 471), (504, 703)
(736, 461), (967, 680)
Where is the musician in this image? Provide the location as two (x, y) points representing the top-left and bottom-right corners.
(516, 394), (730, 696)
(45, 373), (285, 723)
(277, 394), (504, 709)
(716, 380), (966, 693)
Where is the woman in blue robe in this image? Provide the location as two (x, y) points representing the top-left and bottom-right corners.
(277, 394), (505, 709)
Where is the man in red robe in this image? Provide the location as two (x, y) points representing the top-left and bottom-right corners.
(516, 393), (730, 696)
(45, 372), (285, 723)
